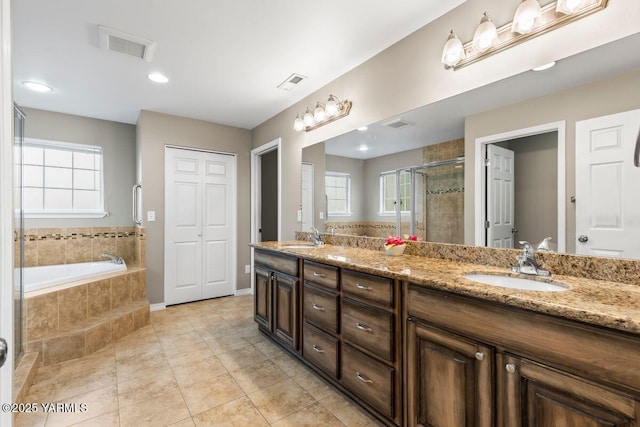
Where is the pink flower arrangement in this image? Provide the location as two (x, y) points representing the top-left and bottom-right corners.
(384, 235), (419, 249)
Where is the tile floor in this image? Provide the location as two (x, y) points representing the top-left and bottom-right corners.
(15, 295), (382, 427)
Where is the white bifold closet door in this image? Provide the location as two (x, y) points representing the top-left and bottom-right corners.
(165, 147), (236, 305)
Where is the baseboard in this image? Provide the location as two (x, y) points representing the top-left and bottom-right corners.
(150, 303), (166, 311)
(235, 288), (253, 296)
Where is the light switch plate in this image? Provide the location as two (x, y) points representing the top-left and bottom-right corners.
(319, 212), (324, 219)
(147, 211), (156, 222)
(244, 265), (251, 274)
(297, 209), (302, 221)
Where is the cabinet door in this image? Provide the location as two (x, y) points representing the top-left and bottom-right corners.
(406, 319), (494, 427)
(502, 355), (640, 427)
(254, 266), (272, 331)
(273, 272), (299, 350)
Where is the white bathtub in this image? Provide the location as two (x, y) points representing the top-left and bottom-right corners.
(22, 261), (127, 293)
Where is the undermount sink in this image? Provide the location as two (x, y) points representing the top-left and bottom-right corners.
(464, 274), (568, 292)
(281, 244), (317, 249)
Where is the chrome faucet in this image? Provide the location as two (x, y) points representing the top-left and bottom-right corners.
(537, 237), (553, 252)
(512, 241), (550, 277)
(100, 253), (124, 265)
(310, 227), (325, 247)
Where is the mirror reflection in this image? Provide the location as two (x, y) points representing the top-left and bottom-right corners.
(301, 32), (640, 259)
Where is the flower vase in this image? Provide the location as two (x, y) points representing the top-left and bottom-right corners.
(385, 244), (406, 256)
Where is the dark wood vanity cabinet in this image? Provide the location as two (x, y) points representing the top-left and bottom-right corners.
(253, 250), (300, 351)
(405, 283), (640, 427)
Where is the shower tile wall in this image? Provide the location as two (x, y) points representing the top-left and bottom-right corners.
(423, 139), (464, 244)
(18, 226), (145, 267)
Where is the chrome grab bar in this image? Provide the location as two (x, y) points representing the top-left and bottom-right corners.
(132, 184), (142, 226)
(634, 128), (640, 168)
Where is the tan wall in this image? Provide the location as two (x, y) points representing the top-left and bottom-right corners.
(22, 108), (136, 228)
(137, 110), (252, 304)
(251, 0), (639, 240)
(464, 69), (640, 252)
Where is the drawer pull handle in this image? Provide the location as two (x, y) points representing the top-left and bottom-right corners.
(313, 272), (325, 278)
(355, 322), (373, 333)
(475, 352), (485, 361)
(355, 372), (373, 384)
(312, 345), (325, 353)
(312, 304), (325, 311)
(505, 363), (516, 373)
(355, 283), (372, 291)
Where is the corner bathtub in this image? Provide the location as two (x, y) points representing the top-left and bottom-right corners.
(22, 261), (127, 293)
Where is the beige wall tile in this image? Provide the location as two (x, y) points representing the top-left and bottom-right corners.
(131, 270), (147, 301)
(58, 285), (88, 329)
(43, 332), (85, 365)
(111, 275), (132, 309)
(132, 306), (150, 330)
(111, 314), (134, 341)
(116, 235), (136, 266)
(37, 239), (65, 266)
(24, 240), (37, 267)
(65, 237), (92, 264)
(92, 235), (116, 263)
(86, 322), (112, 354)
(88, 279), (111, 317)
(26, 293), (58, 341)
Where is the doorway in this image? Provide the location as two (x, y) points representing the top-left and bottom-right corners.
(164, 146), (237, 305)
(250, 138), (281, 244)
(301, 162), (314, 232)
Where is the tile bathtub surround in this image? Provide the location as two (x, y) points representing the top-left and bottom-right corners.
(14, 295), (381, 427)
(25, 268), (149, 365)
(19, 226), (141, 267)
(324, 221), (425, 238)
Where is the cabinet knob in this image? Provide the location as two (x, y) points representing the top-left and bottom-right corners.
(475, 352), (485, 361)
(355, 372), (374, 384)
(505, 363), (516, 373)
(312, 304), (325, 311)
(355, 283), (372, 291)
(312, 271), (325, 278)
(355, 322), (373, 333)
(312, 345), (325, 353)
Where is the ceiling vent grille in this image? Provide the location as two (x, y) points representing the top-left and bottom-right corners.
(383, 118), (413, 129)
(277, 73), (307, 91)
(98, 25), (156, 62)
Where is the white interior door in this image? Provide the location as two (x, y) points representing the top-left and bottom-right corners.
(486, 145), (515, 248)
(575, 109), (640, 258)
(165, 147), (236, 305)
(301, 162), (314, 232)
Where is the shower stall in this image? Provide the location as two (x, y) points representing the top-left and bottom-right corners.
(391, 156), (465, 243)
(13, 105), (25, 362)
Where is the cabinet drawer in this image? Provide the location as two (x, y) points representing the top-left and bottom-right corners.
(342, 299), (393, 362)
(303, 284), (339, 334)
(342, 270), (393, 308)
(304, 261), (338, 290)
(341, 344), (394, 418)
(303, 323), (339, 379)
(255, 250), (298, 277)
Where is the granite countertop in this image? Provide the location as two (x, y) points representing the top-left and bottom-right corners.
(253, 241), (640, 336)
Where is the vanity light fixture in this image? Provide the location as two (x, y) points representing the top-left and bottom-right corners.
(23, 81), (53, 93)
(293, 95), (352, 132)
(441, 0), (608, 70)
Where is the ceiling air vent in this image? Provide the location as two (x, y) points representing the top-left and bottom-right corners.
(383, 118), (413, 129)
(277, 73), (307, 91)
(98, 25), (156, 62)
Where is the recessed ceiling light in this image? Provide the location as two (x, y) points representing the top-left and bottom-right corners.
(532, 61), (556, 72)
(23, 81), (53, 93)
(358, 145), (370, 152)
(147, 72), (169, 83)
(357, 126), (368, 131)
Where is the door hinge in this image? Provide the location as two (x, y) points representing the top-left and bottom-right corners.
(485, 221), (490, 228)
(484, 158), (490, 166)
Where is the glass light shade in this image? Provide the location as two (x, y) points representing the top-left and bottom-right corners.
(325, 95), (339, 117)
(313, 102), (326, 122)
(472, 13), (499, 53)
(302, 109), (315, 127)
(556, 0), (585, 14)
(441, 30), (466, 67)
(293, 114), (304, 132)
(512, 0), (542, 34)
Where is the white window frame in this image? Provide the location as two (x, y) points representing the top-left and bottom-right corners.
(21, 138), (108, 219)
(325, 171), (351, 216)
(379, 170), (411, 215)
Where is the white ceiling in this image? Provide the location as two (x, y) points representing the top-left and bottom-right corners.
(325, 32), (640, 159)
(12, 0), (465, 128)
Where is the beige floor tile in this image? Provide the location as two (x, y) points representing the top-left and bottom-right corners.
(291, 368), (335, 401)
(116, 351), (170, 382)
(53, 365), (117, 401)
(319, 389), (380, 427)
(118, 367), (178, 407)
(253, 339), (285, 358)
(171, 356), (227, 389)
(180, 372), (244, 415)
(158, 330), (204, 350)
(228, 359), (289, 394)
(169, 417), (196, 427)
(46, 385), (118, 427)
(192, 396), (268, 427)
(216, 345), (269, 371)
(203, 334), (251, 354)
(15, 410), (48, 427)
(68, 410), (119, 426)
(270, 353), (312, 378)
(115, 340), (163, 361)
(247, 378), (316, 424)
(271, 402), (344, 427)
(119, 389), (190, 427)
(24, 379), (56, 402)
(164, 341), (215, 368)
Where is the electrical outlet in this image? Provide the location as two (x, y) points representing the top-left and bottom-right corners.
(297, 209), (302, 221)
(244, 265), (251, 274)
(147, 211), (156, 221)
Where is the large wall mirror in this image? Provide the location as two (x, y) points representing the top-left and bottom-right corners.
(301, 32), (640, 260)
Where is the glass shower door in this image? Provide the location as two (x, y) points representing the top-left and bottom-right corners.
(13, 105), (24, 362)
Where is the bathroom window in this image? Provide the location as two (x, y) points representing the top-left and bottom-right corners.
(380, 170), (411, 214)
(325, 172), (351, 216)
(21, 138), (107, 218)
